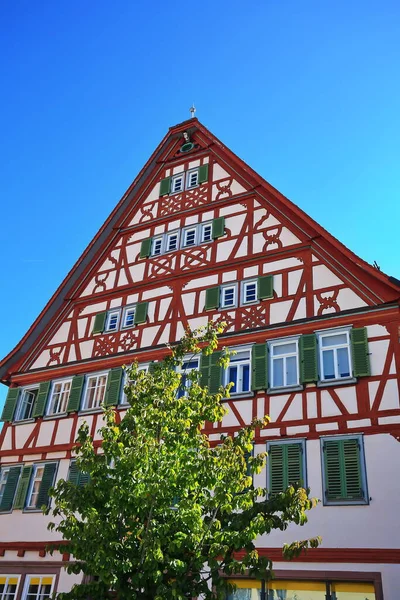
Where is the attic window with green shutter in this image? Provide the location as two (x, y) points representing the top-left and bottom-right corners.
(321, 435), (368, 505)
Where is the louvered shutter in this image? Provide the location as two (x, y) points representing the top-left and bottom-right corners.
(104, 368), (123, 406)
(66, 375), (85, 413)
(343, 438), (363, 499)
(252, 344), (268, 390)
(1, 388), (19, 422)
(67, 461), (80, 485)
(323, 439), (363, 501)
(258, 275), (274, 300)
(134, 302), (148, 325)
(36, 463), (57, 508)
(140, 238), (152, 259)
(32, 381), (51, 418)
(269, 443), (303, 494)
(212, 217), (225, 239)
(148, 362), (157, 375)
(269, 444), (285, 494)
(159, 176), (171, 196)
(78, 471), (91, 487)
(199, 354), (211, 387)
(198, 164), (209, 184)
(200, 352), (222, 393)
(92, 312), (106, 334)
(13, 465), (33, 509)
(0, 466), (21, 511)
(286, 443), (304, 487)
(351, 328), (370, 377)
(299, 334), (318, 383)
(205, 287), (220, 311)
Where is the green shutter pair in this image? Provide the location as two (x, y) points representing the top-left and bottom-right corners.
(268, 442), (304, 494)
(323, 438), (364, 502)
(204, 275), (273, 311)
(68, 461), (90, 487)
(92, 303), (148, 334)
(159, 165), (209, 196)
(1, 381), (52, 422)
(300, 328), (370, 383)
(13, 463), (57, 510)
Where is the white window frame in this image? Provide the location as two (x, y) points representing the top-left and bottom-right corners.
(105, 309), (121, 333)
(220, 283), (238, 309)
(151, 236), (164, 256)
(21, 575), (55, 600)
(182, 226), (198, 247)
(82, 372), (109, 410)
(166, 230), (180, 252)
(241, 279), (258, 305)
(268, 336), (301, 391)
(120, 364), (149, 405)
(200, 222), (212, 243)
(176, 356), (200, 398)
(317, 327), (353, 384)
(46, 378), (72, 415)
(224, 346), (252, 395)
(121, 305), (136, 329)
(171, 173), (185, 194)
(25, 464), (46, 510)
(186, 168), (199, 189)
(15, 386), (38, 421)
(0, 575), (20, 600)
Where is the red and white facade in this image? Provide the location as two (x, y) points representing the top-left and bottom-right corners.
(0, 118), (399, 599)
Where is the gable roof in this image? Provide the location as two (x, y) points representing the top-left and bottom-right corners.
(1, 117), (399, 382)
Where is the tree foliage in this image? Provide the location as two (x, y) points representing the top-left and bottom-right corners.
(47, 324), (320, 599)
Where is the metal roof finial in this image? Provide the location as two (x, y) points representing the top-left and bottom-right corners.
(189, 104), (196, 118)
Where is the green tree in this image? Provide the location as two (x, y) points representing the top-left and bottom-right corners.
(47, 324), (319, 600)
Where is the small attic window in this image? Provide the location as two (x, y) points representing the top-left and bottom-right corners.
(171, 173), (184, 194)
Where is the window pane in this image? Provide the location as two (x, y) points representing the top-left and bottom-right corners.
(273, 342), (297, 356)
(242, 364), (250, 392)
(152, 238), (163, 255)
(202, 224), (212, 242)
(244, 283), (257, 302)
(222, 287), (235, 307)
(337, 347), (350, 377)
(321, 333), (347, 347)
(167, 234), (178, 251)
(184, 229), (196, 246)
(331, 581), (375, 598)
(273, 358), (284, 387)
(228, 590), (260, 600)
(322, 349), (335, 379)
(228, 366), (238, 393)
(286, 355), (297, 385)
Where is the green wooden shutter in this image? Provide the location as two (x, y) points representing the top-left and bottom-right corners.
(148, 362), (157, 375)
(212, 217), (225, 239)
(323, 439), (363, 501)
(134, 302), (148, 325)
(205, 286), (220, 311)
(269, 444), (285, 494)
(159, 176), (171, 196)
(199, 354), (211, 387)
(286, 443), (304, 487)
(13, 465), (33, 510)
(32, 381), (51, 418)
(198, 164), (209, 184)
(0, 466), (21, 511)
(67, 461), (80, 485)
(0, 388), (19, 422)
(66, 375), (85, 413)
(258, 275), (274, 300)
(36, 463), (57, 508)
(78, 471), (90, 487)
(351, 328), (371, 377)
(299, 334), (318, 383)
(209, 351), (223, 394)
(104, 368), (123, 406)
(140, 238), (152, 259)
(252, 344), (268, 390)
(269, 443), (303, 494)
(92, 312), (107, 334)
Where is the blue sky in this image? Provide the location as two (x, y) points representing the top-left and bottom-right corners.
(1, 0), (399, 414)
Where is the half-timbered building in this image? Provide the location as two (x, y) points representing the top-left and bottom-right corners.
(0, 118), (399, 600)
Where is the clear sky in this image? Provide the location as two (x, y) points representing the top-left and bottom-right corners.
(1, 0), (399, 415)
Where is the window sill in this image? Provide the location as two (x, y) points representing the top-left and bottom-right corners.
(222, 392), (254, 401)
(43, 412), (69, 421)
(78, 408), (103, 416)
(12, 418), (35, 426)
(317, 377), (357, 388)
(267, 384), (303, 395)
(323, 498), (369, 506)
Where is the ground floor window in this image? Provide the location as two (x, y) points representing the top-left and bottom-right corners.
(0, 575), (19, 599)
(227, 579), (377, 600)
(22, 575), (54, 600)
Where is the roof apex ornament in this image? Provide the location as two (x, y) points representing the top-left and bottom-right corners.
(190, 104), (196, 118)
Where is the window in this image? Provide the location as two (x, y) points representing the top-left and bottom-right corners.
(242, 279), (258, 304)
(22, 576), (54, 600)
(151, 236), (163, 256)
(220, 284), (237, 309)
(318, 328), (352, 382)
(122, 306), (135, 329)
(269, 338), (299, 389)
(15, 387), (38, 421)
(226, 578), (377, 599)
(166, 231), (179, 252)
(183, 227), (197, 247)
(225, 348), (251, 394)
(177, 358), (199, 398)
(23, 463), (57, 511)
(26, 465), (45, 509)
(186, 168), (199, 189)
(171, 173), (184, 194)
(0, 576), (19, 600)
(201, 223), (212, 243)
(267, 440), (306, 494)
(321, 435), (368, 504)
(83, 373), (108, 410)
(105, 310), (120, 332)
(47, 379), (72, 415)
(121, 365), (149, 405)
